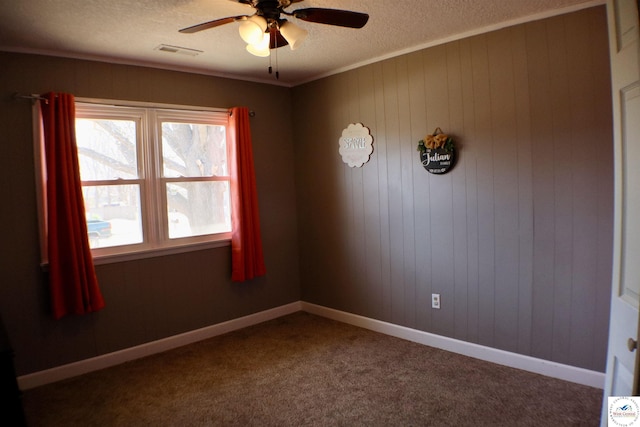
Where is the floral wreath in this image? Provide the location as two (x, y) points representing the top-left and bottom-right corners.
(417, 127), (454, 155)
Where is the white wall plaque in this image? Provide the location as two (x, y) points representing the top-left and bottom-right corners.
(338, 123), (373, 167)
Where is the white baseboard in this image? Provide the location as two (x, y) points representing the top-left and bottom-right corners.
(18, 300), (605, 391)
(17, 302), (302, 390)
(301, 302), (605, 389)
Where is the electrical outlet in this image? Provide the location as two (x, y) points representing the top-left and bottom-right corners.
(432, 293), (441, 309)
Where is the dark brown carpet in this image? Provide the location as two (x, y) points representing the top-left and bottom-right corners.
(22, 312), (603, 426)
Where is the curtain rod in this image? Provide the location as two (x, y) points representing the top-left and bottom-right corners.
(229, 109), (256, 117)
(12, 93), (50, 104)
(13, 92), (255, 117)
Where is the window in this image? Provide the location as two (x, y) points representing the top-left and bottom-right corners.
(42, 101), (232, 261)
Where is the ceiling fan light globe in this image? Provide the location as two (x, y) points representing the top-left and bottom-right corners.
(280, 21), (308, 50)
(239, 15), (268, 45)
(246, 33), (271, 57)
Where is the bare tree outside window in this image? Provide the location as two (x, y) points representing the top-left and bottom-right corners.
(161, 122), (230, 238)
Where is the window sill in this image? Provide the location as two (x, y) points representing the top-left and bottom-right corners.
(40, 238), (231, 269)
(92, 239), (232, 265)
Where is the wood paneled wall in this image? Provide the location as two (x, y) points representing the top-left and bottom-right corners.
(0, 53), (300, 375)
(292, 6), (613, 371)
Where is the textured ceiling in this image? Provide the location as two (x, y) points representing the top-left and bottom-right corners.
(0, 0), (604, 86)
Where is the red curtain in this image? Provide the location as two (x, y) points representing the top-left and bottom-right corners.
(41, 92), (105, 319)
(229, 107), (266, 281)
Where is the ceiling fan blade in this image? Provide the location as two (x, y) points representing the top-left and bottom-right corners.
(232, 0), (304, 5)
(179, 15), (247, 34)
(292, 8), (369, 29)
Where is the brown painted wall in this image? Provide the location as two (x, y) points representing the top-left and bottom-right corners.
(292, 6), (613, 372)
(0, 53), (300, 375)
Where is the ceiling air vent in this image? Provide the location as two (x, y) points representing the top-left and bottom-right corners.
(154, 44), (203, 56)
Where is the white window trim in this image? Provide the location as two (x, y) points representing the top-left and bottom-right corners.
(34, 98), (234, 267)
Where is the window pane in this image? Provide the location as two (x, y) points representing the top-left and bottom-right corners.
(166, 181), (231, 239)
(161, 122), (227, 178)
(83, 185), (143, 248)
(76, 118), (138, 180)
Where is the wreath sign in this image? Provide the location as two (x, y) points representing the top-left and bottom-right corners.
(417, 127), (455, 174)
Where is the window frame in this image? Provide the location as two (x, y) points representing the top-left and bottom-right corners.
(154, 109), (233, 243)
(35, 98), (233, 266)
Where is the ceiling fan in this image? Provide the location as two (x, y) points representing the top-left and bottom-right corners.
(179, 0), (369, 57)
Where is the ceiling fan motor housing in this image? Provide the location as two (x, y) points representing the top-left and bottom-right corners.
(254, 0), (288, 22)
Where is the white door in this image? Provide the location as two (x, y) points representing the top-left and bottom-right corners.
(602, 0), (640, 424)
